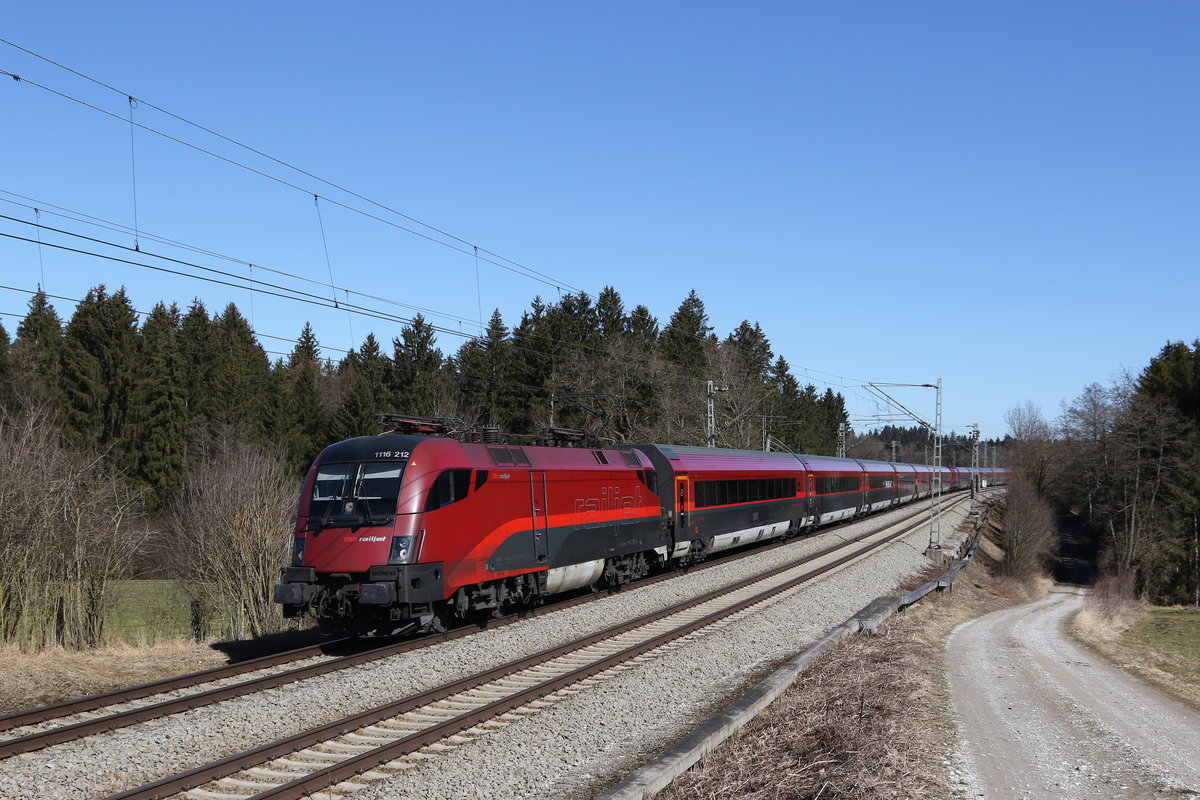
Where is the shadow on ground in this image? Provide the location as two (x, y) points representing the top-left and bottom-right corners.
(207, 626), (359, 662)
(1055, 510), (1097, 586)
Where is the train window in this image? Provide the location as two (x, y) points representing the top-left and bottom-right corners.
(636, 469), (658, 493)
(307, 461), (404, 526)
(312, 463), (354, 503)
(691, 477), (798, 508)
(474, 470), (489, 490)
(425, 469), (471, 511)
(816, 476), (861, 495)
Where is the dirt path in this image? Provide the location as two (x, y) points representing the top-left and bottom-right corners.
(946, 586), (1200, 800)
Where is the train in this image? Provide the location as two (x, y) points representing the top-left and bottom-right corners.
(274, 415), (1007, 636)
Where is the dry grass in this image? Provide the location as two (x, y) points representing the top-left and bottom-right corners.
(1072, 587), (1144, 646)
(660, 533), (1044, 800)
(1071, 586), (1200, 711)
(0, 641), (225, 714)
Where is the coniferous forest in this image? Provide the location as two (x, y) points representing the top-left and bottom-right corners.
(0, 284), (853, 650)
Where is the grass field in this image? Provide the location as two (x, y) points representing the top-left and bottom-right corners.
(1073, 604), (1200, 711)
(107, 579), (242, 643)
(107, 580), (195, 642)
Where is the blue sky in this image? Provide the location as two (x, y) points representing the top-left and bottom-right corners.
(1, 2), (1197, 441)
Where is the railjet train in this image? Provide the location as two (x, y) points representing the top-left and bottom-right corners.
(275, 416), (1006, 636)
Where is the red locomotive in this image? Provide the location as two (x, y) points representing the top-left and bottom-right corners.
(275, 416), (1006, 636)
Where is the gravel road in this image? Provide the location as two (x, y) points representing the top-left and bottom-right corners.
(946, 587), (1200, 800)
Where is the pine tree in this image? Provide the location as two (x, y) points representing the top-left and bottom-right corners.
(453, 309), (519, 429)
(291, 322), (321, 364)
(125, 302), (188, 510)
(726, 320), (773, 384)
(817, 388), (849, 455)
(596, 286), (628, 340)
(209, 303), (272, 440)
(58, 286), (138, 453)
(11, 290), (64, 403)
(1139, 340), (1200, 424)
(659, 289), (714, 376)
(178, 299), (214, 426)
(1137, 339), (1200, 604)
(329, 333), (393, 440)
(628, 304), (659, 351)
(284, 323), (329, 473)
(766, 356), (801, 451)
(391, 314), (445, 417)
(0, 322), (11, 407)
(793, 383), (822, 453)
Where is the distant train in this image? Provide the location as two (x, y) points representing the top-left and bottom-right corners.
(275, 416), (1007, 636)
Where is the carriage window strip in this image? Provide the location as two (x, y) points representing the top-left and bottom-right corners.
(815, 476), (862, 495)
(693, 477), (797, 508)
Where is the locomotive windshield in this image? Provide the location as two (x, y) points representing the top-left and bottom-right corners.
(307, 461), (405, 529)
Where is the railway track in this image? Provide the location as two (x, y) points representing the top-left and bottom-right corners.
(97, 495), (968, 800)
(0, 493), (960, 759)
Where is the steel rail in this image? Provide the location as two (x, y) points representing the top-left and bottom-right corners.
(3, 491), (970, 760)
(2, 503), (842, 743)
(103, 496), (967, 800)
(1, 491), (961, 754)
(0, 638), (352, 733)
(212, 509), (952, 800)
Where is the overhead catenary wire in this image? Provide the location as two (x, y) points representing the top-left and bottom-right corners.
(0, 189), (483, 329)
(0, 42), (885, 411)
(0, 212), (806, 396)
(0, 51), (757, 368)
(0, 44), (699, 347)
(0, 36), (579, 295)
(0, 59), (582, 295)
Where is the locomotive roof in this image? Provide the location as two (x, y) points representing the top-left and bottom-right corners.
(643, 444), (929, 474)
(315, 434), (997, 475)
(317, 434), (430, 462)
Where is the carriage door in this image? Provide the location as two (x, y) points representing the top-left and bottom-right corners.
(807, 473), (817, 523)
(529, 472), (550, 564)
(675, 476), (689, 530)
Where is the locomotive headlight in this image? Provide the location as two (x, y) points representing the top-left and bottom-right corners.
(291, 536), (306, 566)
(388, 535), (415, 565)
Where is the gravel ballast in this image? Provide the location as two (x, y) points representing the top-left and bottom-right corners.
(0, 497), (976, 800)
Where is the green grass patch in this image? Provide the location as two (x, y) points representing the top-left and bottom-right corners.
(106, 580), (196, 643)
(1137, 608), (1200, 695)
(1076, 606), (1200, 711)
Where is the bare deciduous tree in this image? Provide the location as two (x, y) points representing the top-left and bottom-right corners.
(997, 477), (1059, 579)
(0, 405), (146, 651)
(1004, 401), (1056, 494)
(171, 431), (294, 639)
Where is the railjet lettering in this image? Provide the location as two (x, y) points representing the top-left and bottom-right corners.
(574, 485), (642, 527)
